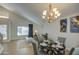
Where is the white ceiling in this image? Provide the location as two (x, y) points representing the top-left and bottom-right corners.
(0, 3), (79, 25)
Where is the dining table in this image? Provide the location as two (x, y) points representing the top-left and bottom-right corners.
(39, 42), (65, 55)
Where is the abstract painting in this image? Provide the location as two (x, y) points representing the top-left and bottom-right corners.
(60, 19), (67, 32)
(70, 16), (79, 33)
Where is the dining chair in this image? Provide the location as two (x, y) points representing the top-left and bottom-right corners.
(32, 42), (38, 55)
(69, 48), (75, 55)
(69, 47), (79, 55)
(57, 37), (66, 55)
(57, 37), (66, 44)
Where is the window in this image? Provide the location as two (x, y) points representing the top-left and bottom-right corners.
(0, 25), (7, 40)
(17, 26), (29, 36)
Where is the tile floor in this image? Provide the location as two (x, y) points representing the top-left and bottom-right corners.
(1, 39), (34, 55)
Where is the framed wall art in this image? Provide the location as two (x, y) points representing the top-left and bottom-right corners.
(70, 16), (79, 33)
(60, 19), (67, 32)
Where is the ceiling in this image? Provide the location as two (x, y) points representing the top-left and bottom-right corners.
(0, 3), (79, 25)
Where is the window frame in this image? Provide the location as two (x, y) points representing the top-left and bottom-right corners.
(17, 26), (29, 36)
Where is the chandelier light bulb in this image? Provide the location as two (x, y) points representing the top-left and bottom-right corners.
(42, 15), (45, 19)
(57, 13), (61, 17)
(43, 10), (47, 16)
(55, 16), (58, 18)
(53, 8), (57, 12)
(55, 11), (59, 14)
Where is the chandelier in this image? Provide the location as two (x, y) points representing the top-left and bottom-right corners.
(42, 4), (61, 23)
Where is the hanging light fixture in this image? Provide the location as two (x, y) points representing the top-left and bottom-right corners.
(42, 4), (61, 23)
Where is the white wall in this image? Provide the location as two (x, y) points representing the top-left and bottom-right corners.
(33, 24), (43, 35)
(42, 16), (79, 48)
(0, 6), (43, 41)
(0, 6), (34, 41)
(9, 12), (33, 40)
(0, 6), (10, 41)
(9, 12), (44, 40)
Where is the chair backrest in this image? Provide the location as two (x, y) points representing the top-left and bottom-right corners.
(71, 48), (79, 55)
(38, 35), (44, 43)
(32, 42), (37, 55)
(69, 48), (75, 55)
(29, 38), (38, 55)
(57, 37), (66, 44)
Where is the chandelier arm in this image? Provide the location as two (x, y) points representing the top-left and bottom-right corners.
(42, 4), (61, 23)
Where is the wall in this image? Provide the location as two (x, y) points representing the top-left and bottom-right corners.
(42, 16), (79, 48)
(0, 6), (10, 41)
(0, 6), (34, 41)
(0, 6), (43, 41)
(33, 24), (43, 35)
(9, 12), (33, 40)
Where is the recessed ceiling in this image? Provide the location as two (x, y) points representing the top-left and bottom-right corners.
(0, 3), (79, 25)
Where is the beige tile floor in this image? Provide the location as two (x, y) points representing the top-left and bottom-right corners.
(2, 39), (34, 55)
